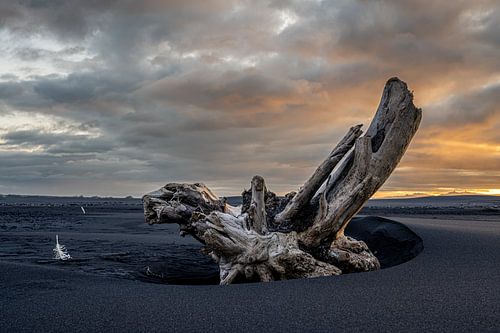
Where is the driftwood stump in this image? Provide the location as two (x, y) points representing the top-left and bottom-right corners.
(143, 78), (422, 284)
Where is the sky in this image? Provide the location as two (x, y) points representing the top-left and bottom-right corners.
(0, 0), (499, 198)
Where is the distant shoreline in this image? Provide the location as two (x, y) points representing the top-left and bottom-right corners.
(1, 193), (499, 200)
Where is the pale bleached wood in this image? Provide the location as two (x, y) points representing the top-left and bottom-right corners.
(274, 125), (363, 226)
(247, 175), (267, 234)
(143, 77), (421, 284)
(299, 78), (422, 249)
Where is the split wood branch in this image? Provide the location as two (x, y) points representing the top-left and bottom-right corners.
(142, 77), (421, 284)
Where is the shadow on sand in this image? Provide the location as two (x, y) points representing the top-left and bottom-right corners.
(141, 216), (424, 285)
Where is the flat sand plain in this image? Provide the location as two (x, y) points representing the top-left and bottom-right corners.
(1, 197), (499, 332)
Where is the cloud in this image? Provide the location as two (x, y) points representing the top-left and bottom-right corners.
(1, 129), (114, 154)
(0, 0), (499, 196)
(424, 83), (500, 126)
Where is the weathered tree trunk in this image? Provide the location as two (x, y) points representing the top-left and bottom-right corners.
(143, 78), (422, 284)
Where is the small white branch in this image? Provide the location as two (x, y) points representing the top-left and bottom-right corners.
(53, 235), (71, 261)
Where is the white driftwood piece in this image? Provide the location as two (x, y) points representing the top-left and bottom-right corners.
(53, 235), (71, 260)
(143, 78), (421, 284)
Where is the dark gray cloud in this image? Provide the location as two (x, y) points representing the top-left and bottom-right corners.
(424, 83), (500, 126)
(0, 0), (499, 196)
(15, 46), (85, 61)
(33, 72), (140, 103)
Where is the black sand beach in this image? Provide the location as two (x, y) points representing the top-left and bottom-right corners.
(1, 196), (499, 332)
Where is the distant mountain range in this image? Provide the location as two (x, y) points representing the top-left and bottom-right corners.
(367, 195), (500, 208)
(1, 194), (499, 210)
(225, 194), (500, 209)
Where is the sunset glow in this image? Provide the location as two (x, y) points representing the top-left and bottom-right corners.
(0, 1), (499, 197)
(373, 189), (500, 199)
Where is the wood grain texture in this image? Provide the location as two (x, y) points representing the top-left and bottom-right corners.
(143, 78), (421, 284)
